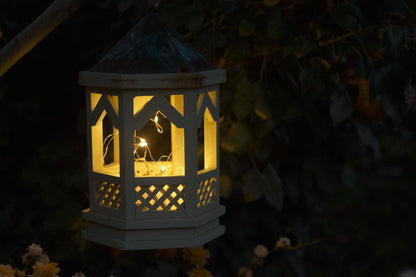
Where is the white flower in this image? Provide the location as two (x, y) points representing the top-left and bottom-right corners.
(27, 244), (43, 256)
(38, 254), (50, 264)
(275, 237), (291, 249)
(253, 245), (269, 258)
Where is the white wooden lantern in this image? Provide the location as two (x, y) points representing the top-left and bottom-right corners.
(79, 12), (226, 250)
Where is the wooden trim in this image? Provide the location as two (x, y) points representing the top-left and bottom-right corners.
(79, 69), (226, 89)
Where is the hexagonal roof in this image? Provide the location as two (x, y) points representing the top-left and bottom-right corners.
(90, 12), (212, 74)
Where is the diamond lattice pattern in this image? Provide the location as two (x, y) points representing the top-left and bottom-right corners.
(135, 184), (185, 212)
(95, 181), (121, 209)
(197, 177), (217, 208)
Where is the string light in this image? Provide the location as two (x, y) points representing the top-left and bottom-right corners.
(102, 112), (182, 176)
(150, 111), (165, 133)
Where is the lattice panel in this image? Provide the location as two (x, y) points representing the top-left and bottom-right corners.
(95, 181), (121, 209)
(135, 184), (185, 212)
(197, 177), (217, 208)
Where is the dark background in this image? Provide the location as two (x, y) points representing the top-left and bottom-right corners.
(1, 0), (416, 276)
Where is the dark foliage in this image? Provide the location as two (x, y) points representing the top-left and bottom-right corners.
(0, 0), (415, 276)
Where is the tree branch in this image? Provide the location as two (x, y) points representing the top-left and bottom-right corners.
(0, 0), (83, 77)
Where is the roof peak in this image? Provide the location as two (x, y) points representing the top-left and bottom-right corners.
(90, 12), (212, 74)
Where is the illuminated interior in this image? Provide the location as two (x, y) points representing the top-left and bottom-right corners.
(90, 93), (120, 177)
(197, 91), (218, 173)
(133, 95), (185, 177)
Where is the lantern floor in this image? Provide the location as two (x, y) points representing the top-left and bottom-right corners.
(82, 207), (225, 250)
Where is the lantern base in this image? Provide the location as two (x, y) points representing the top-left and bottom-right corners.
(82, 206), (225, 250)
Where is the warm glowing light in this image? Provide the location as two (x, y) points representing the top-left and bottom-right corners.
(138, 138), (147, 147)
(176, 167), (185, 175)
(161, 165), (166, 172)
(154, 115), (159, 123)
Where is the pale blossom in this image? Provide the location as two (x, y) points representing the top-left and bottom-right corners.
(275, 237), (291, 249)
(0, 264), (15, 277)
(253, 245), (269, 258)
(27, 244), (43, 256)
(238, 267), (253, 277)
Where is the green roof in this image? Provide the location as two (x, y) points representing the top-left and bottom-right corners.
(91, 13), (212, 74)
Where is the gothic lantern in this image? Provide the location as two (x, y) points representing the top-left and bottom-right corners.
(79, 12), (226, 250)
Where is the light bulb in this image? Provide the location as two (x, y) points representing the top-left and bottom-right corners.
(138, 138), (147, 147)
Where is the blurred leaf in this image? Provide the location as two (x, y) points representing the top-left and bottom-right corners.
(357, 57), (375, 79)
(144, 261), (178, 277)
(383, 26), (404, 62)
(243, 169), (264, 202)
(229, 121), (252, 151)
(221, 121), (252, 153)
(263, 0), (280, 7)
(383, 0), (408, 16)
(118, 0), (134, 13)
(381, 94), (402, 122)
(255, 96), (273, 120)
(187, 14), (205, 31)
(239, 18), (256, 37)
(283, 35), (316, 58)
(220, 134), (237, 153)
(341, 166), (357, 187)
(263, 163), (284, 210)
(285, 251), (307, 277)
(329, 85), (353, 126)
(310, 57), (331, 71)
(330, 3), (361, 30)
(371, 64), (393, 97)
(232, 97), (252, 119)
(220, 174), (233, 199)
(355, 121), (381, 159)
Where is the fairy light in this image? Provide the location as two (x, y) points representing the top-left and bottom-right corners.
(150, 111), (165, 133)
(138, 138), (147, 147)
(103, 112), (183, 176)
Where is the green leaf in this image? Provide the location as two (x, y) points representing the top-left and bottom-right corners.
(243, 169), (264, 202)
(357, 57), (375, 79)
(255, 96), (272, 120)
(381, 94), (402, 123)
(371, 64), (393, 97)
(283, 35), (316, 58)
(329, 85), (353, 126)
(330, 3), (361, 30)
(239, 18), (256, 37)
(383, 26), (404, 62)
(232, 97), (252, 119)
(221, 121), (252, 153)
(383, 0), (408, 16)
(263, 0), (280, 7)
(187, 14), (205, 31)
(144, 261), (178, 277)
(262, 164), (284, 211)
(355, 121), (381, 159)
(220, 174), (233, 199)
(267, 8), (284, 40)
(220, 134), (237, 153)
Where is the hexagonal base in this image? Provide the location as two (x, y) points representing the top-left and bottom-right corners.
(82, 206), (225, 250)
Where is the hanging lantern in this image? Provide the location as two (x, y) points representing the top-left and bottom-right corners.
(79, 12), (226, 250)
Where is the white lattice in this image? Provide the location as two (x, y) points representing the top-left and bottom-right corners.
(135, 184), (185, 212)
(197, 177), (217, 207)
(95, 181), (121, 209)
